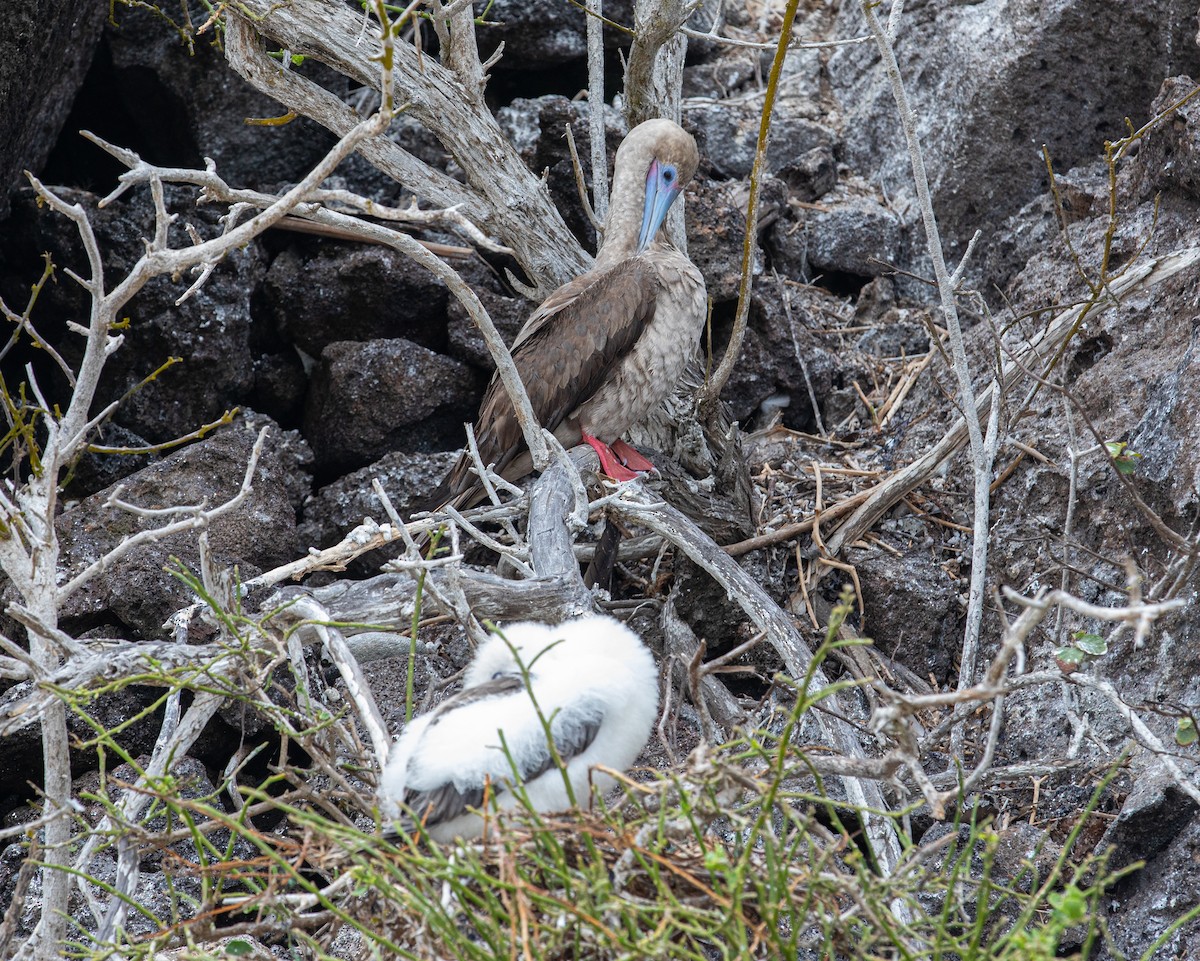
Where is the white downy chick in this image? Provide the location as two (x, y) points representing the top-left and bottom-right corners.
(379, 614), (658, 842)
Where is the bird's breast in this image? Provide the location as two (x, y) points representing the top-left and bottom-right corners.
(575, 252), (706, 440)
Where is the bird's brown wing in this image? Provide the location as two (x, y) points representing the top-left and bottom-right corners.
(425, 259), (661, 512)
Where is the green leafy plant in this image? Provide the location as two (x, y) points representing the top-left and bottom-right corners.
(1105, 441), (1143, 476)
(1055, 629), (1109, 673)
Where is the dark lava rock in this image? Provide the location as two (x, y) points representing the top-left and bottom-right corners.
(300, 449), (458, 548)
(261, 242), (451, 357)
(685, 176), (753, 302)
(687, 100), (838, 186)
(0, 185), (262, 445)
(855, 318), (931, 358)
(1101, 765), (1200, 871)
(299, 449), (459, 575)
(249, 348), (309, 427)
(241, 410), (314, 510)
(714, 285), (847, 432)
(99, 5), (336, 192)
(445, 285), (530, 368)
(846, 545), (962, 686)
(65, 423), (156, 499)
(0, 678), (167, 818)
(768, 182), (903, 284)
(303, 338), (480, 473)
(56, 416), (305, 638)
(477, 0), (634, 69)
(0, 0), (105, 217)
(1103, 792), (1200, 959)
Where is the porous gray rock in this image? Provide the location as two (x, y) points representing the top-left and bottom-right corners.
(1133, 75), (1200, 203)
(686, 175), (779, 302)
(686, 100), (837, 186)
(56, 417), (305, 638)
(299, 449), (459, 576)
(0, 756), (247, 943)
(303, 338), (481, 473)
(768, 181), (904, 284)
(1103, 791), (1200, 959)
(497, 95), (626, 251)
(846, 544), (962, 685)
(828, 0), (1200, 291)
(1101, 765), (1200, 872)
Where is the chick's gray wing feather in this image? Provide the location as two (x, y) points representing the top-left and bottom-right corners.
(427, 675), (526, 725)
(518, 706), (604, 784)
(403, 782), (487, 831)
(401, 702), (606, 831)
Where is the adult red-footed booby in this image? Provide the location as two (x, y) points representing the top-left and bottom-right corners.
(428, 117), (706, 511)
(379, 614), (658, 842)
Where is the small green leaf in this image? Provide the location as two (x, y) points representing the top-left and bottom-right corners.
(1072, 631), (1107, 656)
(1106, 440), (1143, 475)
(1049, 883), (1087, 924)
(1176, 717), (1197, 747)
(224, 940), (254, 957)
(1055, 646), (1086, 673)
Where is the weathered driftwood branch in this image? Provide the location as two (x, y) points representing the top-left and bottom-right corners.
(225, 0), (591, 293)
(586, 0), (609, 227)
(601, 479), (905, 873)
(625, 0), (691, 127)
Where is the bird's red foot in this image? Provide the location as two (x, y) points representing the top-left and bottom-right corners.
(581, 432), (651, 481)
(610, 440), (655, 472)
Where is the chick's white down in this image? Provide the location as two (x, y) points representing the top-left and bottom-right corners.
(380, 614), (659, 842)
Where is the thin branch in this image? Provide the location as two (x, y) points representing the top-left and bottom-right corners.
(697, 0), (798, 407)
(857, 2), (995, 724)
(587, 0), (609, 226)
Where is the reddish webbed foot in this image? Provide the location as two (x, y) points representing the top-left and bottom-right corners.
(581, 431), (646, 481)
(610, 439), (655, 473)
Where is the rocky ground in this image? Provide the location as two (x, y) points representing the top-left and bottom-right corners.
(2, 0), (1200, 956)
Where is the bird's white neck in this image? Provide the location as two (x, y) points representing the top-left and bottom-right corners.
(595, 156), (649, 268)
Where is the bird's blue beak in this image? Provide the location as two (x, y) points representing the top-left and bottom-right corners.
(637, 159), (682, 252)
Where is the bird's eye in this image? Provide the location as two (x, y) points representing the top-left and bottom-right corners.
(662, 165), (677, 184)
(491, 671), (504, 680)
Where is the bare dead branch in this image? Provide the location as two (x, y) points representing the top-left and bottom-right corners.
(226, 0), (592, 294)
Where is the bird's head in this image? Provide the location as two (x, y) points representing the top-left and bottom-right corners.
(612, 118), (699, 253)
(462, 615), (651, 693)
(462, 621), (570, 689)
